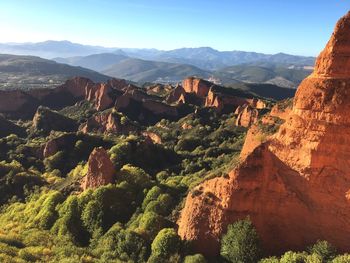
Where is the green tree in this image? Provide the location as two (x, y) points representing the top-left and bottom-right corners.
(332, 254), (350, 263)
(280, 251), (307, 263)
(151, 228), (181, 257)
(308, 240), (337, 262)
(220, 218), (262, 263)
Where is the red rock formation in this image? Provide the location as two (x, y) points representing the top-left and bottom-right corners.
(235, 105), (259, 127)
(81, 147), (115, 190)
(42, 134), (77, 158)
(107, 78), (128, 91)
(270, 99), (292, 120)
(178, 11), (350, 256)
(239, 124), (264, 159)
(80, 111), (138, 134)
(250, 98), (267, 109)
(0, 90), (34, 113)
(58, 77), (94, 98)
(166, 85), (187, 104)
(182, 77), (211, 98)
(143, 100), (178, 116)
(181, 123), (193, 130)
(142, 131), (162, 144)
(205, 87), (253, 112)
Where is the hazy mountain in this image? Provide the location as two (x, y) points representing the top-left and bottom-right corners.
(214, 63), (312, 88)
(102, 58), (210, 83)
(122, 47), (316, 71)
(0, 40), (315, 71)
(0, 54), (110, 90)
(0, 40), (116, 58)
(54, 53), (129, 71)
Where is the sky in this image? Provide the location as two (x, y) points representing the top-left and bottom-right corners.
(0, 0), (349, 56)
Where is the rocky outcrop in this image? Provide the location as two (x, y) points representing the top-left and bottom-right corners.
(205, 86), (256, 113)
(142, 131), (162, 144)
(81, 147), (115, 190)
(166, 85), (187, 104)
(270, 99), (293, 120)
(182, 77), (211, 98)
(235, 105), (259, 127)
(42, 134), (77, 158)
(0, 77), (130, 119)
(178, 11), (350, 256)
(87, 83), (114, 111)
(0, 115), (26, 138)
(32, 106), (78, 134)
(80, 110), (138, 134)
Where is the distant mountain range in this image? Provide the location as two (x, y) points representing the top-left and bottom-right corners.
(0, 54), (109, 90)
(0, 40), (315, 69)
(0, 40), (315, 89)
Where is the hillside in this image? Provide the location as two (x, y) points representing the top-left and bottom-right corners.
(0, 54), (110, 90)
(227, 82), (296, 100)
(101, 57), (211, 83)
(54, 52), (128, 71)
(215, 63), (312, 88)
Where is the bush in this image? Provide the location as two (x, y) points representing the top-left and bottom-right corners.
(184, 254), (207, 263)
(259, 256), (279, 263)
(308, 240), (337, 262)
(151, 228), (181, 257)
(118, 164), (152, 190)
(280, 251), (307, 263)
(97, 223), (150, 262)
(138, 212), (168, 239)
(332, 254), (350, 263)
(220, 218), (262, 263)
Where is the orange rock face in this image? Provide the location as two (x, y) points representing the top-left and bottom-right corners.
(178, 11), (350, 256)
(182, 77), (211, 98)
(81, 147), (115, 190)
(235, 105), (259, 127)
(80, 111), (138, 134)
(142, 131), (162, 144)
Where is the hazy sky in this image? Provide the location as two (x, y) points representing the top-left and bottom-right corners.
(0, 0), (349, 56)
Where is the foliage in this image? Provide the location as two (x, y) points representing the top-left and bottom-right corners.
(308, 240), (337, 262)
(220, 218), (262, 263)
(151, 228), (181, 257)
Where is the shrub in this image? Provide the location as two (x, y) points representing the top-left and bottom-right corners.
(138, 212), (168, 240)
(280, 251), (307, 263)
(259, 256), (279, 263)
(97, 223), (149, 262)
(118, 164), (152, 190)
(332, 254), (350, 263)
(220, 218), (262, 263)
(32, 191), (64, 229)
(151, 228), (181, 257)
(142, 186), (162, 209)
(308, 240), (337, 262)
(184, 254), (207, 263)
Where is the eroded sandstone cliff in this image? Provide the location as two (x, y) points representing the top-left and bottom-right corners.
(81, 147), (115, 190)
(178, 11), (350, 256)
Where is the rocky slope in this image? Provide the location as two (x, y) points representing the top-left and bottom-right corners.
(178, 11), (350, 256)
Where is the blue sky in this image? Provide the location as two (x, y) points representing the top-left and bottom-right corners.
(0, 0), (349, 55)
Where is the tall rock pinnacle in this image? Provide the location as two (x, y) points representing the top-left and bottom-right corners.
(178, 11), (350, 256)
